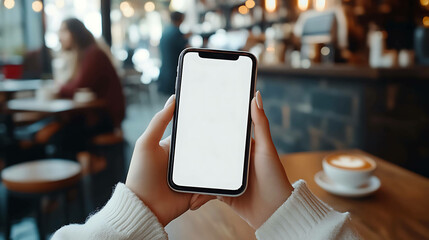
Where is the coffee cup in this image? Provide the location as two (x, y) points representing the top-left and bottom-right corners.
(322, 153), (376, 189)
(36, 86), (55, 102)
(74, 88), (96, 103)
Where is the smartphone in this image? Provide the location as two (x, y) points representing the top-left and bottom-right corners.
(167, 48), (257, 196)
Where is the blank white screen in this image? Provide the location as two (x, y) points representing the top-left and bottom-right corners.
(173, 52), (253, 190)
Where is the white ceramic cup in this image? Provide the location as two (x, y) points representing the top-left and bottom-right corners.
(322, 154), (376, 189)
(398, 50), (414, 67)
(36, 86), (55, 102)
(74, 88), (96, 103)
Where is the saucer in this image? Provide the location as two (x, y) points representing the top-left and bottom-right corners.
(314, 171), (381, 197)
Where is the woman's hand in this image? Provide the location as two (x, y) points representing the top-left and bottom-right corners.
(125, 95), (212, 226)
(219, 91), (294, 229)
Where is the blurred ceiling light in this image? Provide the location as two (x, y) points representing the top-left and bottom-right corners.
(55, 0), (65, 8)
(245, 0), (255, 9)
(32, 0), (43, 12)
(122, 8), (134, 18)
(298, 0), (308, 11)
(170, 0), (187, 12)
(238, 5), (249, 14)
(120, 1), (134, 18)
(321, 46), (330, 56)
(4, 0), (15, 9)
(314, 0), (325, 11)
(120, 1), (130, 11)
(423, 16), (429, 27)
(144, 1), (155, 12)
(123, 7), (134, 17)
(420, 0), (429, 7)
(265, 0), (276, 13)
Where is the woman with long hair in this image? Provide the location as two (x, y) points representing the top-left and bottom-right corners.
(57, 18), (125, 129)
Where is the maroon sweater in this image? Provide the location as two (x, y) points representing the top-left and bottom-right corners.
(60, 44), (125, 127)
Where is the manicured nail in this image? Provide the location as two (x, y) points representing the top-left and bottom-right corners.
(256, 91), (263, 110)
(164, 94), (175, 109)
(190, 195), (199, 210)
(192, 205), (201, 211)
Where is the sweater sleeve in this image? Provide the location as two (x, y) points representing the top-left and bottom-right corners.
(255, 180), (360, 240)
(51, 183), (168, 240)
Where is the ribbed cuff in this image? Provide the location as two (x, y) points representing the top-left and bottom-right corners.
(89, 183), (168, 240)
(255, 180), (340, 240)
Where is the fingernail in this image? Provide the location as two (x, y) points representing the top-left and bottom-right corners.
(190, 194), (199, 203)
(164, 94), (175, 109)
(256, 91), (263, 110)
(190, 201), (200, 211)
(192, 205), (201, 211)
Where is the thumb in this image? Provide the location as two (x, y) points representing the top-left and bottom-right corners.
(142, 95), (175, 145)
(251, 91), (276, 151)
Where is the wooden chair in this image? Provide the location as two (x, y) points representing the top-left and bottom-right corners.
(90, 129), (126, 182)
(1, 159), (83, 240)
(79, 129), (125, 211)
(0, 158), (4, 172)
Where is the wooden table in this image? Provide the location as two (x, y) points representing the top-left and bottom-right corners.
(1, 159), (82, 193)
(165, 150), (429, 240)
(0, 79), (50, 93)
(1, 159), (83, 240)
(0, 79), (52, 102)
(7, 98), (104, 114)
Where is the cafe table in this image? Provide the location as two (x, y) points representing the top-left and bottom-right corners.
(6, 98), (104, 114)
(0, 79), (52, 101)
(4, 98), (105, 131)
(165, 150), (429, 240)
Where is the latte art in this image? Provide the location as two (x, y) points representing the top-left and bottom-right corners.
(331, 156), (365, 168)
(326, 154), (374, 170)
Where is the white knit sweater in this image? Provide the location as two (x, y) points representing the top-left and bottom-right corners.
(52, 180), (359, 240)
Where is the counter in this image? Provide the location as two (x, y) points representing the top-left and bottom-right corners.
(256, 64), (429, 177)
(258, 64), (429, 81)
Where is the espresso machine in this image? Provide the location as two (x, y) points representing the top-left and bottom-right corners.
(295, 8), (347, 64)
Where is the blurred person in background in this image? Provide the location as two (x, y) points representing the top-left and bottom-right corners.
(57, 18), (125, 130)
(39, 18), (126, 157)
(158, 11), (189, 96)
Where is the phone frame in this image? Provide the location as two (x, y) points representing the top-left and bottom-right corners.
(167, 48), (257, 196)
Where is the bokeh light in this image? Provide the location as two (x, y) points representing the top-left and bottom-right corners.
(144, 1), (155, 12)
(423, 16), (429, 27)
(238, 5), (249, 15)
(32, 0), (44, 12)
(298, 0), (308, 11)
(120, 1), (134, 18)
(4, 0), (15, 9)
(315, 0), (326, 11)
(245, 0), (255, 9)
(265, 0), (276, 13)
